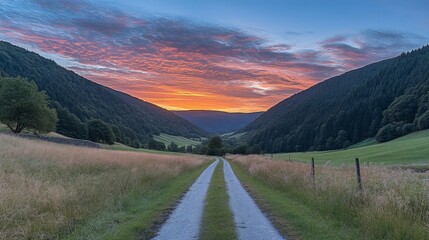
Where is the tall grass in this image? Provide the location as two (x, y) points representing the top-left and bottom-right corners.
(0, 134), (207, 240)
(230, 154), (429, 239)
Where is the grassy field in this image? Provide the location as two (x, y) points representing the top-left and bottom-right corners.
(229, 155), (429, 239)
(275, 129), (429, 166)
(100, 142), (191, 155)
(153, 133), (201, 147)
(0, 123), (9, 132)
(221, 131), (246, 139)
(199, 160), (237, 240)
(0, 134), (209, 239)
(0, 123), (70, 139)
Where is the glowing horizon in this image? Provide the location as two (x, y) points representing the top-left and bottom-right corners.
(1, 0), (428, 112)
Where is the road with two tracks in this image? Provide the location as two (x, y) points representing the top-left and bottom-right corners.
(153, 157), (284, 240)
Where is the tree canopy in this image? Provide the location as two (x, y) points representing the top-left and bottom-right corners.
(206, 136), (225, 156)
(87, 119), (115, 145)
(0, 76), (57, 133)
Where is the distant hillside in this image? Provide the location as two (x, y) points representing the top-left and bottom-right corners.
(174, 110), (263, 134)
(243, 45), (429, 153)
(0, 41), (206, 145)
(153, 133), (201, 147)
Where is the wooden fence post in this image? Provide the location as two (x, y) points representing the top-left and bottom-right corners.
(355, 158), (363, 191)
(311, 157), (315, 181)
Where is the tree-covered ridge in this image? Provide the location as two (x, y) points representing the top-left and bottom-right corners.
(243, 45), (429, 153)
(0, 41), (206, 145)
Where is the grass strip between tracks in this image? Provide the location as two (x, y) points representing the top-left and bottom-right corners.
(200, 160), (237, 240)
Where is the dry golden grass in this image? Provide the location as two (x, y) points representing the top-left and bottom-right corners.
(229, 154), (429, 239)
(0, 134), (207, 240)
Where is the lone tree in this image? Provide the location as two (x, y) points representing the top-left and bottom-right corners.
(207, 136), (225, 156)
(0, 76), (57, 133)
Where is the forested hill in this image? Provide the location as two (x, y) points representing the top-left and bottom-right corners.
(243, 45), (429, 153)
(0, 41), (206, 145)
(174, 110), (263, 134)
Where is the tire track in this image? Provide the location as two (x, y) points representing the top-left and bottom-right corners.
(222, 158), (285, 240)
(152, 159), (219, 240)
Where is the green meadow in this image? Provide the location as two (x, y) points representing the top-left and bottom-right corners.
(153, 133), (202, 147)
(275, 129), (429, 166)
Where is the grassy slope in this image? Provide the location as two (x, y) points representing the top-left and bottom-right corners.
(0, 124), (197, 152)
(230, 161), (360, 240)
(347, 138), (377, 149)
(275, 129), (429, 166)
(153, 133), (201, 147)
(0, 124), (69, 139)
(0, 123), (9, 132)
(199, 160), (237, 240)
(0, 134), (209, 239)
(222, 132), (246, 139)
(100, 142), (191, 155)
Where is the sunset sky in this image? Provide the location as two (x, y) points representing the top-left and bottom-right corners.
(1, 0), (428, 112)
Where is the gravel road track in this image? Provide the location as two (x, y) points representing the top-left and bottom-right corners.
(153, 159), (219, 240)
(222, 158), (285, 240)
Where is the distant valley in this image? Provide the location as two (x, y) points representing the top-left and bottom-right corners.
(174, 110), (263, 134)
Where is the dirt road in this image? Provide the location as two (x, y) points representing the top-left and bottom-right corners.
(153, 159), (219, 240)
(222, 158), (284, 240)
(153, 158), (284, 240)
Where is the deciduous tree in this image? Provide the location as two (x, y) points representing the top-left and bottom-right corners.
(0, 76), (57, 133)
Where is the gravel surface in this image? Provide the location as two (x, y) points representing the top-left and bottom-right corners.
(153, 159), (219, 240)
(222, 158), (285, 240)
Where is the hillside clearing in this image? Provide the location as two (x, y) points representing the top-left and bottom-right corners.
(153, 133), (202, 147)
(222, 131), (246, 140)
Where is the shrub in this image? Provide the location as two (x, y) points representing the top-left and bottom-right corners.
(248, 144), (262, 154)
(233, 144), (249, 155)
(376, 122), (404, 143)
(402, 123), (416, 135)
(417, 110), (429, 130)
(148, 139), (166, 150)
(168, 141), (179, 152)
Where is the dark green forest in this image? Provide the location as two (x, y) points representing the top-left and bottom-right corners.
(0, 41), (206, 146)
(243, 45), (429, 153)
